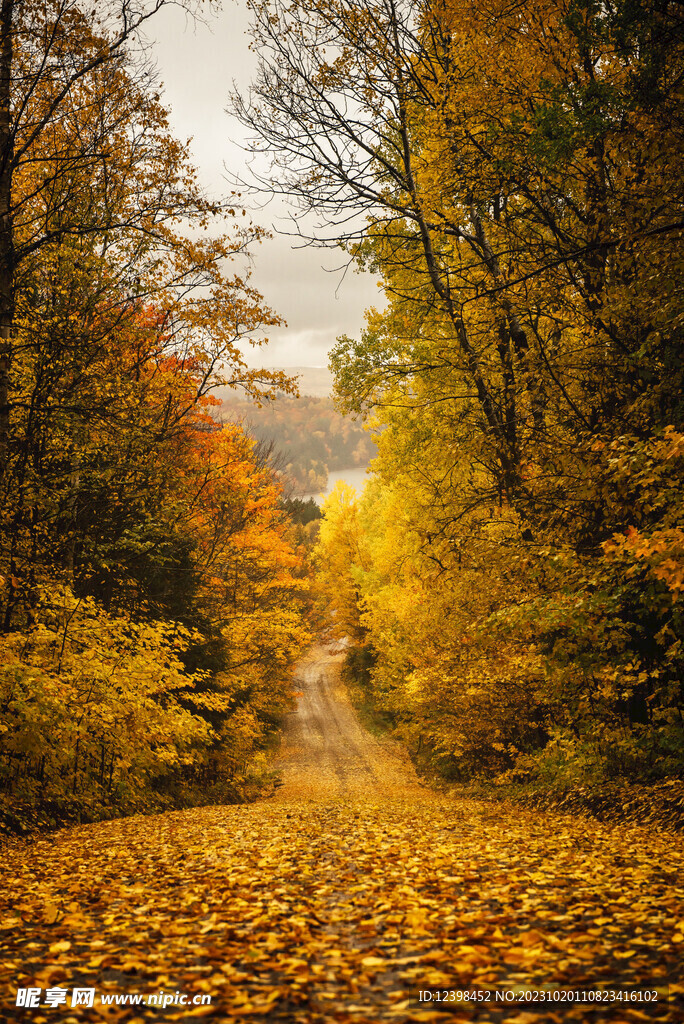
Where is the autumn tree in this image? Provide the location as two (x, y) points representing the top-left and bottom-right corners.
(0, 0), (298, 633)
(238, 0), (684, 512)
(0, 418), (311, 821)
(313, 481), (369, 644)
(0, 0), (193, 475)
(258, 0), (684, 783)
(0, 1), (311, 829)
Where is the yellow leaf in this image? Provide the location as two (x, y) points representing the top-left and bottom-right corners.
(48, 940), (71, 953)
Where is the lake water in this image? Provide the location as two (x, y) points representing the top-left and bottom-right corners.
(300, 466), (371, 505)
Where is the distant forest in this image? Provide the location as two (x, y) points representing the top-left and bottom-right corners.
(219, 395), (376, 494)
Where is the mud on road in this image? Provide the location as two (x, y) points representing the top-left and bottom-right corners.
(272, 644), (423, 803)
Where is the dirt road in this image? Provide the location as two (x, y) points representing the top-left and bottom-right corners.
(272, 644), (422, 802)
(0, 645), (682, 1022)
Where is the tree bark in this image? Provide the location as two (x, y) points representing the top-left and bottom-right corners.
(0, 0), (14, 481)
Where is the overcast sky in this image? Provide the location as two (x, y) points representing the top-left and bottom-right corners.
(148, 1), (381, 369)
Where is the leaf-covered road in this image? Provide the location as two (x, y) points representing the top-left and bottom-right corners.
(1, 647), (682, 1022)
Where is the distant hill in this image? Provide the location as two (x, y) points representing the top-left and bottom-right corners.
(218, 391), (375, 496)
(283, 366), (333, 398)
(213, 366), (333, 403)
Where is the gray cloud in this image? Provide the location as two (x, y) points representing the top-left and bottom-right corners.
(149, 2), (381, 369)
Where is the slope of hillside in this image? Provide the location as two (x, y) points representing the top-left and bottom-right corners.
(219, 391), (376, 495)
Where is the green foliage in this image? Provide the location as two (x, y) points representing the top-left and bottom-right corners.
(282, 497), (323, 526)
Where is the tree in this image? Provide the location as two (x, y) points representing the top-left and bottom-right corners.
(0, 0), (296, 475)
(279, 0), (684, 784)
(0, 586), (212, 819)
(0, 1), (313, 827)
(1, 0), (182, 475)
(0, 4), (299, 634)
(0, 408), (312, 823)
(313, 481), (369, 643)
(238, 0), (684, 518)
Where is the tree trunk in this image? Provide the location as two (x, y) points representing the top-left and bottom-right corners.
(0, 0), (15, 481)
